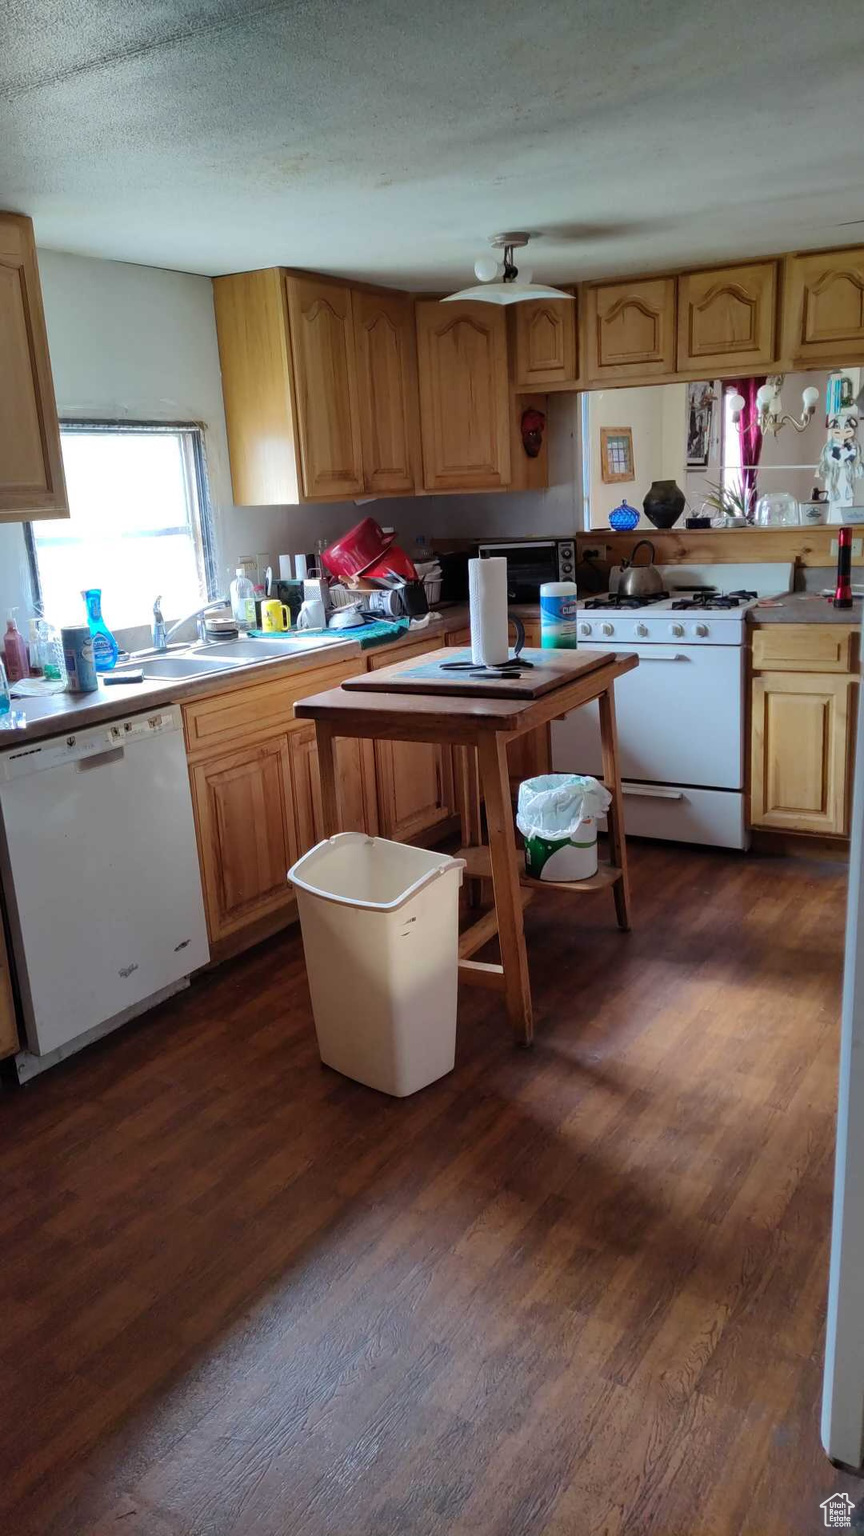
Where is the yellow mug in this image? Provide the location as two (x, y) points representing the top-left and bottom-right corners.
(260, 599), (291, 633)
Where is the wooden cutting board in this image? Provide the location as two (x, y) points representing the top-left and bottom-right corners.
(341, 646), (617, 699)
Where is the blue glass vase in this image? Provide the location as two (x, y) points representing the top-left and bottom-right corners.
(609, 500), (640, 532)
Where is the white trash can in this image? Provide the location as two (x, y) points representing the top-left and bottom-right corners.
(516, 773), (611, 882)
(287, 833), (465, 1097)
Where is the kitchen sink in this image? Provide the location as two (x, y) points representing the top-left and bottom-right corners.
(203, 635), (349, 659)
(125, 656), (249, 679)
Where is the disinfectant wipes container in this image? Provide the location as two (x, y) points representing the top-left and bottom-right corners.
(287, 833), (465, 1097)
(516, 774), (612, 882)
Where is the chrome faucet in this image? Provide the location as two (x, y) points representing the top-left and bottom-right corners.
(152, 596), (228, 651)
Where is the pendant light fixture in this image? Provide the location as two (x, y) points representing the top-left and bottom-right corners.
(442, 232), (573, 306)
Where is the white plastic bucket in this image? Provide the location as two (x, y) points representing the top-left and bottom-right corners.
(287, 833), (465, 1097)
(527, 818), (598, 881)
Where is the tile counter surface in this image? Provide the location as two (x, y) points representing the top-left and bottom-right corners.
(0, 610), (479, 749)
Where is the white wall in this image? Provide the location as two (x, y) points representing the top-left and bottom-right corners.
(3, 250), (581, 637)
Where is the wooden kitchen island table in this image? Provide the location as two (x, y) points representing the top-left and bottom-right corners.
(295, 647), (638, 1046)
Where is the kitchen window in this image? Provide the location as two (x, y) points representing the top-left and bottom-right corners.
(28, 423), (217, 631)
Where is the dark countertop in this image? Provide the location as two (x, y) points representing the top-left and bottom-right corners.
(0, 608), (477, 749)
(747, 592), (864, 625)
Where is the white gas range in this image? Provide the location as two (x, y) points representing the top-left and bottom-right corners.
(552, 563), (794, 850)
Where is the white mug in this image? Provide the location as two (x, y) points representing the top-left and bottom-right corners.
(297, 597), (326, 630)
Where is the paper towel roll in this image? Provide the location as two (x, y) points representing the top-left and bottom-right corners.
(469, 557), (509, 667)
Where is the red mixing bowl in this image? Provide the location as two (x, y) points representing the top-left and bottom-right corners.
(321, 517), (394, 579)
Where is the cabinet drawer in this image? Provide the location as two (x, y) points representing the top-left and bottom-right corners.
(751, 625), (855, 673)
(183, 657), (364, 758)
(369, 635), (445, 668)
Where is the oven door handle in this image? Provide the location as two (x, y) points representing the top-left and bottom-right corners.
(621, 784), (684, 800)
(637, 653), (688, 662)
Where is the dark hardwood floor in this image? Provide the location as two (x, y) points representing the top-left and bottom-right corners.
(1, 840), (861, 1535)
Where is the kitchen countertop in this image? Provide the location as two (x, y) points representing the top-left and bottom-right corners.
(747, 592), (864, 625)
(0, 608), (479, 748)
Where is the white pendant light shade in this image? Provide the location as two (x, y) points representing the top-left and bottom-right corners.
(442, 281), (574, 306)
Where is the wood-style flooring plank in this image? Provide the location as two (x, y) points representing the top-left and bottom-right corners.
(1, 841), (862, 1535)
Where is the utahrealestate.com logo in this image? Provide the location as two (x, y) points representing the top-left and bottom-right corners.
(821, 1492), (856, 1528)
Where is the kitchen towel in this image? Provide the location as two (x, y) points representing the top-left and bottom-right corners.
(468, 557), (509, 667)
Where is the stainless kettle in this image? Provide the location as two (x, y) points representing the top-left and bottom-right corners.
(614, 540), (664, 598)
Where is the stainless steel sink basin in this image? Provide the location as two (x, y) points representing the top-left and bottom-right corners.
(203, 635), (349, 659)
(125, 656), (249, 679)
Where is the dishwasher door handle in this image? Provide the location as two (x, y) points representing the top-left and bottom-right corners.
(76, 747), (125, 771)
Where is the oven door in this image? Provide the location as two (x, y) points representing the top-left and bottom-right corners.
(479, 542), (558, 602)
(551, 642), (745, 790)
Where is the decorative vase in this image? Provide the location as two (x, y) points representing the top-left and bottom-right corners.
(609, 499), (640, 532)
(643, 479), (685, 530)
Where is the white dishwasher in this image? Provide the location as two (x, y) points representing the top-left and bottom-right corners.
(0, 707), (209, 1079)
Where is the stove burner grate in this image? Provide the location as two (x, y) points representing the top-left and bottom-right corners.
(584, 591), (669, 611)
(670, 589), (757, 611)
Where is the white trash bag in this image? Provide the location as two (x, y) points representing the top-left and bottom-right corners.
(516, 773), (611, 882)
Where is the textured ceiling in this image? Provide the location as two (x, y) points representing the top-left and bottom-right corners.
(3, 0), (864, 287)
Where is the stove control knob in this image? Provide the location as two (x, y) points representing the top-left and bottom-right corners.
(669, 622), (685, 638)
(601, 621), (615, 637)
(694, 622), (709, 638)
(636, 622), (649, 637)
(579, 621), (592, 636)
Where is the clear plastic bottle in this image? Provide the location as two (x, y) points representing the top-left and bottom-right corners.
(230, 568), (256, 631)
(81, 588), (119, 671)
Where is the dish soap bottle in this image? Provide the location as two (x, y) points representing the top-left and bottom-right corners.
(230, 568), (256, 631)
(3, 612), (28, 683)
(81, 588), (119, 672)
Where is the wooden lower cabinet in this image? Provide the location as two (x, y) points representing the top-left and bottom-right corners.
(290, 726), (378, 853)
(190, 733), (298, 946)
(751, 671), (856, 836)
(375, 738), (455, 842)
(0, 918), (19, 1059)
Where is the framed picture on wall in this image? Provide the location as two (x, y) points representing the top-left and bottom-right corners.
(686, 381), (716, 467)
(600, 427), (634, 483)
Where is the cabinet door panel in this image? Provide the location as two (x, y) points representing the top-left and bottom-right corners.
(415, 301), (511, 489)
(375, 739), (455, 842)
(191, 736), (297, 942)
(586, 277), (676, 382)
(285, 274), (364, 498)
(751, 672), (855, 835)
(0, 214), (67, 520)
(0, 919), (18, 1060)
(678, 262), (777, 371)
(353, 289), (419, 493)
(783, 248), (864, 365)
(513, 295), (578, 387)
(290, 727), (378, 855)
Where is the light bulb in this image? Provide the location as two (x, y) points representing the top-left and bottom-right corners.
(756, 383), (775, 409)
(802, 386), (820, 410)
(474, 254), (503, 283)
(727, 391), (746, 418)
(513, 265), (533, 284)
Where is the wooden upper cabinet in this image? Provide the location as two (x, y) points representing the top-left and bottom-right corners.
(0, 213), (67, 521)
(512, 294), (578, 387)
(585, 277), (676, 382)
(352, 288), (419, 494)
(285, 274), (364, 500)
(415, 300), (511, 491)
(677, 261), (778, 372)
(782, 247), (864, 366)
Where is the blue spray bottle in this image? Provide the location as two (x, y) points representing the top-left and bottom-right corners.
(81, 588), (119, 672)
